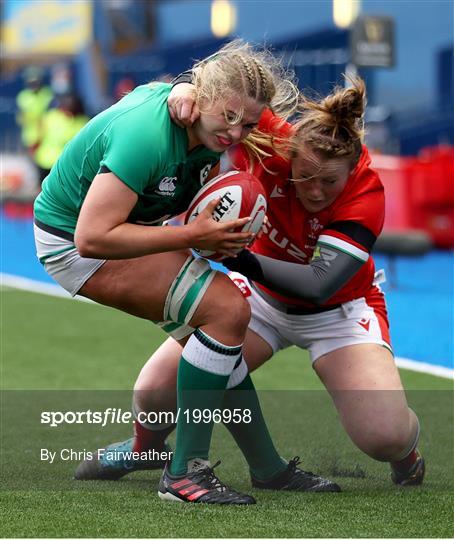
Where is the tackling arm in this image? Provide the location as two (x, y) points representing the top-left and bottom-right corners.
(223, 243), (365, 305)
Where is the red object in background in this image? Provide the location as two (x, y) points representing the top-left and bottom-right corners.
(372, 146), (454, 248)
(113, 78), (136, 101)
(407, 147), (454, 248)
(2, 201), (35, 219)
(411, 147), (454, 206)
(370, 155), (413, 230)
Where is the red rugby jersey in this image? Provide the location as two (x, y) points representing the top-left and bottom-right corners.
(230, 109), (385, 308)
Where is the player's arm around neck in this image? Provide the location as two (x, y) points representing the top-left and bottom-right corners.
(75, 172), (252, 259)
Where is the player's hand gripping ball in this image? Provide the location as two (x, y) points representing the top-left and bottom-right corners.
(185, 170), (267, 260)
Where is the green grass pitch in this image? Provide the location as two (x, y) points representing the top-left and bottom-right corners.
(1, 289), (453, 538)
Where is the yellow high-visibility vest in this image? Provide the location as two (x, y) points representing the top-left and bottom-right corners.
(34, 109), (89, 170)
(16, 87), (53, 147)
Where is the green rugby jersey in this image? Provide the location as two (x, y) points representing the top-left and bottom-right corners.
(34, 83), (220, 235)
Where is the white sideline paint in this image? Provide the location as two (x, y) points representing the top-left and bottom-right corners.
(395, 357), (454, 380)
(2, 272), (453, 380)
(0, 273), (95, 303)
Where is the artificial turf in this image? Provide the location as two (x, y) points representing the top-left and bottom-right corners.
(1, 289), (453, 538)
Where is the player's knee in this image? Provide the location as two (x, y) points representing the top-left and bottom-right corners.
(133, 386), (176, 415)
(194, 273), (251, 335)
(217, 289), (251, 333)
(134, 370), (177, 415)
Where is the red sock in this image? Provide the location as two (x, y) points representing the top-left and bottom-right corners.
(132, 420), (175, 453)
(391, 448), (418, 473)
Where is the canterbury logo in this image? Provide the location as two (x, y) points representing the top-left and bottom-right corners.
(158, 177), (177, 192)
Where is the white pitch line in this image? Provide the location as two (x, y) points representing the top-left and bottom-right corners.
(395, 357), (453, 380)
(0, 273), (94, 303)
(2, 272), (453, 380)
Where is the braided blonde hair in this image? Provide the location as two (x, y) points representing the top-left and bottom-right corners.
(291, 76), (366, 169)
(191, 40), (298, 162)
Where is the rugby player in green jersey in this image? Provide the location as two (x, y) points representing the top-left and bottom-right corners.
(34, 41), (339, 504)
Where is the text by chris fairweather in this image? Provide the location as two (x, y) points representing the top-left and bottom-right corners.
(40, 448), (173, 464)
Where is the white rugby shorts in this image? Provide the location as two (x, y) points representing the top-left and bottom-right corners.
(228, 272), (392, 364)
(34, 224), (106, 296)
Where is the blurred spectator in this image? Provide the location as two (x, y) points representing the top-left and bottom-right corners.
(15, 66), (53, 155)
(50, 63), (73, 97)
(34, 94), (89, 185)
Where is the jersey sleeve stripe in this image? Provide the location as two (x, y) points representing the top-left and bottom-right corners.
(318, 234), (369, 262)
(327, 220), (377, 251)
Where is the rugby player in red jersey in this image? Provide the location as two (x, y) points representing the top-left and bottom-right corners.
(222, 82), (424, 486)
(164, 75), (425, 487)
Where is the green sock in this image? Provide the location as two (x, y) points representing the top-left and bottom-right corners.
(170, 330), (240, 476)
(223, 373), (286, 480)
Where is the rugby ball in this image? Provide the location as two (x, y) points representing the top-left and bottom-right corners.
(185, 170), (267, 260)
